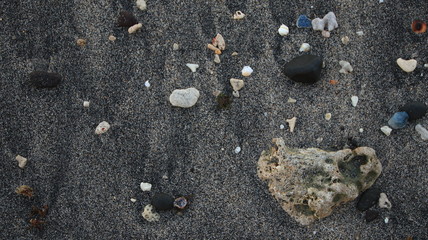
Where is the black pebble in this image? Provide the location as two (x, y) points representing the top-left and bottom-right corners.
(283, 55), (323, 84)
(364, 209), (379, 222)
(117, 11), (138, 28)
(400, 101), (427, 120)
(151, 193), (174, 210)
(28, 71), (61, 88)
(357, 188), (381, 211)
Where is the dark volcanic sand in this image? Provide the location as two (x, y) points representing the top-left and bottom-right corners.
(1, 0), (427, 239)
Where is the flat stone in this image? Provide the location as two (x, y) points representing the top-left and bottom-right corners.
(415, 124), (428, 140)
(28, 71), (61, 88)
(16, 155), (28, 169)
(388, 112), (409, 129)
(283, 55), (323, 84)
(297, 15), (312, 28)
(357, 188), (381, 211)
(151, 193), (174, 210)
(169, 88), (200, 108)
(117, 11), (138, 27)
(230, 78), (244, 91)
(396, 58), (417, 73)
(258, 138), (382, 225)
(400, 101), (427, 120)
(378, 193), (392, 209)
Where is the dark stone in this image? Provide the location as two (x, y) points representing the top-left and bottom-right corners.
(151, 193), (174, 210)
(283, 55), (323, 84)
(400, 101), (427, 120)
(357, 188), (381, 211)
(216, 93), (232, 109)
(364, 209), (379, 222)
(28, 71), (61, 88)
(117, 11), (138, 28)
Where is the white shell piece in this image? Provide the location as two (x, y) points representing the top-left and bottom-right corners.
(286, 117), (297, 132)
(142, 204), (160, 222)
(241, 66), (253, 77)
(186, 63), (199, 72)
(380, 126), (392, 136)
(95, 121), (111, 134)
(136, 0), (147, 10)
(339, 60), (353, 73)
(140, 182), (152, 191)
(16, 155), (28, 169)
(233, 11), (245, 20)
(351, 96), (359, 107)
(379, 193), (392, 209)
(415, 124), (428, 140)
(234, 146), (241, 154)
(299, 43), (311, 52)
(325, 113), (332, 120)
(278, 24), (289, 36)
(144, 81), (150, 88)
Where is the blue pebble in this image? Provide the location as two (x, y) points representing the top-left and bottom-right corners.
(388, 112), (409, 129)
(297, 15), (312, 28)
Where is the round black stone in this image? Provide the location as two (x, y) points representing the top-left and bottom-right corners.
(357, 188), (381, 211)
(117, 11), (138, 28)
(400, 101), (427, 120)
(283, 55), (323, 84)
(364, 209), (379, 222)
(28, 71), (61, 88)
(151, 193), (174, 210)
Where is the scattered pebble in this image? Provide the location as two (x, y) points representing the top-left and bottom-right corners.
(283, 55), (323, 83)
(424, 63), (428, 68)
(359, 128), (364, 133)
(388, 112), (409, 129)
(214, 54), (221, 64)
(136, 0), (147, 10)
(230, 78), (244, 91)
(186, 63), (199, 72)
(212, 33), (225, 50)
(173, 43), (179, 50)
(83, 101), (90, 108)
(321, 30), (330, 38)
(169, 88), (200, 108)
(241, 66), (253, 77)
(339, 60), (353, 73)
(396, 58), (417, 73)
(356, 31), (364, 36)
(28, 71), (62, 88)
(140, 182), (152, 191)
(280, 124), (285, 129)
(380, 126), (392, 136)
(231, 52), (238, 56)
(379, 0), (384, 2)
(365, 209), (380, 222)
(287, 97), (297, 103)
(400, 101), (427, 120)
(232, 91), (239, 98)
(108, 35), (116, 41)
(325, 113), (332, 120)
(16, 155), (28, 169)
(351, 96), (359, 107)
(312, 12), (338, 31)
(207, 44), (221, 55)
(234, 146), (241, 154)
(299, 43), (311, 52)
(378, 193), (392, 209)
(278, 24), (289, 36)
(296, 15), (312, 28)
(142, 204), (160, 222)
(76, 38), (86, 46)
(384, 217), (389, 224)
(95, 121), (111, 134)
(286, 117), (297, 132)
(411, 20), (427, 34)
(316, 137), (323, 143)
(144, 80), (150, 88)
(130, 198), (137, 202)
(173, 197), (188, 209)
(151, 193), (174, 210)
(341, 36), (350, 44)
(233, 11), (245, 20)
(415, 124), (428, 140)
(128, 23), (142, 34)
(357, 188), (381, 211)
(16, 185), (34, 197)
(117, 11), (138, 28)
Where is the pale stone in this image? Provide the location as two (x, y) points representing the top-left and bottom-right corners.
(299, 43), (311, 52)
(351, 96), (359, 107)
(173, 43), (179, 51)
(234, 146), (241, 154)
(287, 98), (297, 103)
(396, 58), (417, 73)
(380, 126), (392, 136)
(136, 0), (147, 10)
(322, 30), (330, 38)
(212, 33), (225, 50)
(415, 124), (428, 140)
(258, 138), (382, 225)
(16, 155), (28, 169)
(130, 198), (137, 202)
(325, 113), (332, 120)
(286, 117), (297, 132)
(128, 23), (143, 34)
(142, 204), (160, 222)
(214, 54), (221, 64)
(83, 101), (90, 108)
(378, 193), (392, 209)
(95, 121), (110, 134)
(230, 78), (244, 91)
(233, 11), (245, 20)
(144, 80), (150, 88)
(356, 31), (364, 36)
(108, 35), (116, 41)
(341, 36), (350, 44)
(339, 60), (353, 74)
(169, 88), (200, 108)
(312, 12), (338, 31)
(241, 66), (253, 77)
(232, 91), (240, 98)
(186, 63), (199, 72)
(140, 182), (152, 191)
(278, 24), (289, 36)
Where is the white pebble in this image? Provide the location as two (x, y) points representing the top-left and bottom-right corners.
(173, 43), (179, 51)
(380, 126), (392, 136)
(169, 88), (200, 108)
(280, 124), (285, 129)
(95, 121), (111, 135)
(379, 193), (392, 209)
(396, 58), (417, 73)
(234, 146), (241, 154)
(83, 101), (90, 108)
(287, 97), (297, 103)
(186, 63), (199, 72)
(241, 66), (253, 77)
(325, 113), (332, 120)
(424, 63), (428, 68)
(214, 54), (221, 64)
(233, 11), (245, 20)
(232, 91), (240, 97)
(140, 182), (152, 191)
(384, 217), (389, 224)
(286, 117), (297, 132)
(278, 24), (289, 36)
(299, 43), (311, 52)
(130, 198), (137, 202)
(379, 0), (384, 3)
(351, 96), (359, 107)
(341, 36), (350, 44)
(356, 31), (364, 36)
(128, 23), (143, 34)
(321, 30), (330, 38)
(136, 0), (147, 10)
(142, 204), (160, 222)
(415, 124), (428, 140)
(16, 155), (28, 169)
(359, 128), (364, 133)
(339, 60), (353, 73)
(230, 78), (244, 91)
(144, 81), (150, 88)
(312, 12), (338, 31)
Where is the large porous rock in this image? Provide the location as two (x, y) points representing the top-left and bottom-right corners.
(257, 138), (382, 225)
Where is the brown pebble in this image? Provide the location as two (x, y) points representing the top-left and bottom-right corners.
(76, 39), (86, 46)
(108, 35), (116, 41)
(329, 79), (338, 85)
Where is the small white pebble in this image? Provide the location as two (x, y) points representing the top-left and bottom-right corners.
(286, 117), (297, 132)
(130, 198), (137, 202)
(241, 66), (253, 77)
(234, 146), (241, 154)
(263, 112), (268, 117)
(351, 96), (358, 107)
(424, 63), (428, 68)
(186, 63), (199, 72)
(278, 24), (289, 36)
(356, 31), (364, 36)
(128, 23), (143, 34)
(83, 101), (90, 108)
(95, 121), (111, 134)
(379, 0), (384, 3)
(381, 126), (392, 136)
(136, 0), (147, 10)
(287, 97), (297, 103)
(299, 43), (311, 52)
(140, 182), (152, 191)
(325, 113), (332, 120)
(144, 80), (150, 88)
(108, 35), (116, 41)
(16, 155), (28, 169)
(316, 137), (323, 143)
(415, 124), (428, 140)
(231, 52), (238, 56)
(173, 43), (179, 50)
(280, 124), (285, 129)
(341, 36), (350, 44)
(214, 54), (221, 64)
(359, 128), (364, 133)
(233, 11), (245, 20)
(162, 175), (168, 180)
(384, 217), (389, 224)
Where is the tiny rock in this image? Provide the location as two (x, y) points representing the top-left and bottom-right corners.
(76, 39), (86, 46)
(380, 126), (392, 136)
(83, 101), (90, 108)
(169, 87), (200, 108)
(356, 31), (364, 36)
(415, 124), (428, 140)
(108, 35), (117, 41)
(207, 44), (221, 55)
(212, 33), (225, 50)
(339, 60), (353, 74)
(241, 66), (253, 77)
(173, 43), (179, 50)
(231, 52), (238, 56)
(388, 112), (409, 129)
(287, 97), (297, 103)
(95, 121), (111, 134)
(357, 188), (381, 211)
(232, 91), (240, 98)
(214, 54), (221, 64)
(424, 63), (428, 68)
(283, 55), (323, 83)
(234, 146), (241, 154)
(312, 12), (338, 31)
(278, 24), (289, 36)
(118, 11), (138, 28)
(359, 128), (364, 133)
(230, 78), (244, 92)
(280, 124), (285, 129)
(140, 182), (152, 191)
(142, 204), (160, 222)
(341, 36), (350, 44)
(299, 43), (311, 52)
(351, 96), (359, 107)
(233, 11), (245, 20)
(296, 15), (312, 28)
(144, 80), (150, 88)
(286, 117), (297, 132)
(186, 63), (199, 72)
(130, 198), (137, 203)
(396, 58), (417, 73)
(16, 155), (28, 169)
(325, 113), (332, 120)
(321, 30), (330, 38)
(136, 0), (147, 10)
(128, 23), (142, 34)
(378, 193), (392, 209)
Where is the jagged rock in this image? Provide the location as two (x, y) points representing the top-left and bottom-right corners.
(257, 138), (382, 225)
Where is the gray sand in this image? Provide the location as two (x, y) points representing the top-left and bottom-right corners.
(1, 0), (427, 239)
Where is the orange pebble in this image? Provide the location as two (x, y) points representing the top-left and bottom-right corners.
(329, 80), (338, 85)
